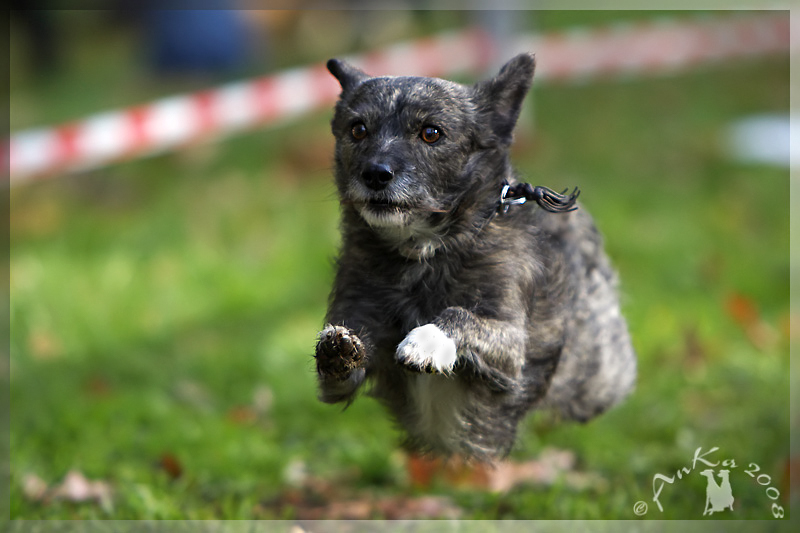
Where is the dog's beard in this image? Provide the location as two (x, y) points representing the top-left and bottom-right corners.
(357, 200), (413, 228)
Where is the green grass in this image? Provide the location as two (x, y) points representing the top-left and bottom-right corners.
(8, 11), (791, 522)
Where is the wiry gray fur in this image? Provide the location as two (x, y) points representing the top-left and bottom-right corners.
(314, 54), (636, 461)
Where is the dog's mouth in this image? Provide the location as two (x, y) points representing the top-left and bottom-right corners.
(343, 195), (447, 229)
(365, 197), (400, 209)
(365, 197), (425, 213)
(356, 198), (411, 228)
(351, 196), (449, 212)
(355, 198), (448, 215)
(341, 197), (407, 212)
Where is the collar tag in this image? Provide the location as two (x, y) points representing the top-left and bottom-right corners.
(498, 181), (581, 215)
(500, 184), (529, 214)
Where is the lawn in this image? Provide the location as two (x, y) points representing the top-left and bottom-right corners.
(7, 9), (792, 526)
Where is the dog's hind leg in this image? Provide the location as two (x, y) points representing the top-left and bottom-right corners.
(542, 261), (636, 421)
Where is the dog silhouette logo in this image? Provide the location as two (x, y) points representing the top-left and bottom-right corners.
(700, 469), (734, 515)
(638, 447), (784, 518)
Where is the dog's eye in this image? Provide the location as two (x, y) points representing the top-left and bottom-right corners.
(420, 126), (441, 144)
(351, 122), (367, 140)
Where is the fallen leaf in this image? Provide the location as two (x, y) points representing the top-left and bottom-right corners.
(24, 470), (114, 511)
(726, 293), (758, 327)
(725, 293), (779, 351)
(51, 470), (113, 509)
(259, 460), (462, 520)
(375, 495), (462, 520)
(293, 494), (462, 520)
(404, 448), (600, 493)
(406, 453), (442, 488)
(488, 448), (577, 492)
(22, 473), (48, 501)
(158, 453), (183, 480)
(304, 497), (373, 520)
(406, 453), (493, 489)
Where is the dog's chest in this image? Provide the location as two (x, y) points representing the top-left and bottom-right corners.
(389, 260), (467, 321)
(407, 373), (468, 452)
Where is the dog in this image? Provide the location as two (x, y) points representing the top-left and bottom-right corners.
(313, 53), (636, 461)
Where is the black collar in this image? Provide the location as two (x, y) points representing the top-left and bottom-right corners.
(498, 181), (580, 215)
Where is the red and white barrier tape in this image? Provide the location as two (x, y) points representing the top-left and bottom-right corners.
(7, 13), (791, 185)
(7, 29), (495, 185)
(522, 12), (791, 82)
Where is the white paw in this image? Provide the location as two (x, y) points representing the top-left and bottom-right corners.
(396, 324), (457, 374)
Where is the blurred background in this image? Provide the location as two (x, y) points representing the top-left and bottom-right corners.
(7, 6), (793, 521)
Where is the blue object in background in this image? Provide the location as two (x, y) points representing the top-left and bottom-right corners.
(145, 6), (251, 75)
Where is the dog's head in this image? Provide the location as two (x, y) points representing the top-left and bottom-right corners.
(327, 54), (535, 253)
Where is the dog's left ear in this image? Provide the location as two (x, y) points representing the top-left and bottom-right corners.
(327, 58), (370, 94)
(473, 53), (536, 143)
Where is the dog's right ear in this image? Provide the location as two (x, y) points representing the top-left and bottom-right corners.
(327, 59), (369, 94)
(473, 53), (536, 144)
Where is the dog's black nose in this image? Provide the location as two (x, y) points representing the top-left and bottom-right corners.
(361, 162), (394, 191)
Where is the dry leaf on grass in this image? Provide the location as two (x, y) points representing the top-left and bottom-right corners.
(406, 447), (605, 493)
(294, 494), (462, 520)
(725, 292), (779, 350)
(23, 470), (113, 511)
(260, 467), (462, 520)
(22, 473), (48, 501)
(158, 452), (184, 480)
(264, 448), (602, 520)
(488, 448), (607, 492)
(490, 448), (572, 491)
(375, 495), (462, 520)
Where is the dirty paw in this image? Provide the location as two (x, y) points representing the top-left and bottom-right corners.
(396, 324), (457, 374)
(315, 325), (366, 379)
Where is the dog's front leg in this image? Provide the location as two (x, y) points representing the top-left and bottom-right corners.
(315, 324), (370, 404)
(397, 306), (536, 389)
